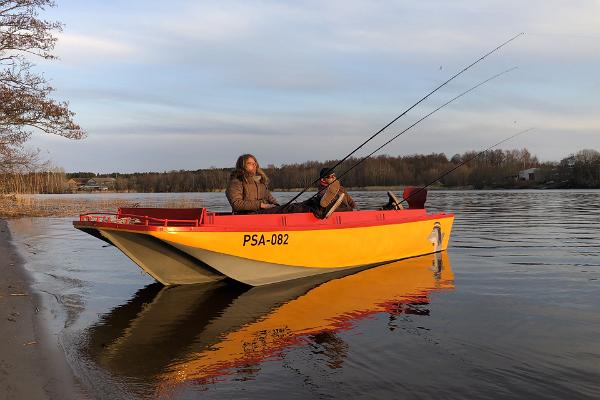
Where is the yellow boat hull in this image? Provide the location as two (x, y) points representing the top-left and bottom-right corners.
(75, 208), (454, 286)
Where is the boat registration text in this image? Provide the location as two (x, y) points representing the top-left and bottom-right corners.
(243, 234), (289, 247)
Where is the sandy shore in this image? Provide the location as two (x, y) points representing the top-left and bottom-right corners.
(0, 219), (85, 399)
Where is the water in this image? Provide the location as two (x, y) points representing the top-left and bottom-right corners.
(8, 190), (600, 399)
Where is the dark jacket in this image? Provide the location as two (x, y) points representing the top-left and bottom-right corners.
(317, 182), (357, 211)
(338, 187), (357, 211)
(226, 169), (278, 213)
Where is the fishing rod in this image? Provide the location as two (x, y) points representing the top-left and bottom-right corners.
(401, 127), (535, 206)
(297, 66), (517, 204)
(282, 32), (524, 207)
(330, 66), (518, 186)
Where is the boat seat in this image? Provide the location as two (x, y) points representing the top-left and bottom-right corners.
(403, 187), (427, 209)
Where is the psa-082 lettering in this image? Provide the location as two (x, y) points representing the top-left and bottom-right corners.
(243, 234), (289, 246)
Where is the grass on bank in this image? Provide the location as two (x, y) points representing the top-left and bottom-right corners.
(0, 195), (203, 218)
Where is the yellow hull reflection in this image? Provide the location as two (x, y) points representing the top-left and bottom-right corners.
(154, 252), (454, 390)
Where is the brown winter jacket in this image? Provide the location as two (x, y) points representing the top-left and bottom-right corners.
(226, 170), (279, 213)
(338, 187), (357, 211)
(317, 182), (357, 211)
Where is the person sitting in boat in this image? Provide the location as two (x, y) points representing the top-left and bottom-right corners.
(317, 167), (357, 212)
(254, 167), (352, 219)
(226, 154), (279, 214)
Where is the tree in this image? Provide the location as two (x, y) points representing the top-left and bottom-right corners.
(572, 149), (600, 188)
(1, 0), (84, 175)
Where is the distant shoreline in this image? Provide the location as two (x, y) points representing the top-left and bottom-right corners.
(5, 183), (596, 195)
(1, 188), (598, 218)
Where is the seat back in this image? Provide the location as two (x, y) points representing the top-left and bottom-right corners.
(402, 187), (427, 209)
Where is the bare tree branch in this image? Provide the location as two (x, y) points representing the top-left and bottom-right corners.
(1, 0), (83, 179)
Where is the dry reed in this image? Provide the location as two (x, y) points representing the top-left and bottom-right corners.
(0, 195), (203, 218)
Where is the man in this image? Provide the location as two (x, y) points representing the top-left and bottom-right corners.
(317, 167), (357, 212)
(251, 167), (351, 219)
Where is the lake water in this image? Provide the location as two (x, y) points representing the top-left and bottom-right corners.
(8, 190), (600, 399)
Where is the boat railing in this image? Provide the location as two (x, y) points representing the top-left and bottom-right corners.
(79, 211), (204, 227)
(77, 207), (444, 229)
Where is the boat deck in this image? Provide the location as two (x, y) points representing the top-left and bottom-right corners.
(75, 207), (452, 232)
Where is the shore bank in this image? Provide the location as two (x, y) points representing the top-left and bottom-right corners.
(0, 219), (84, 399)
(0, 194), (197, 218)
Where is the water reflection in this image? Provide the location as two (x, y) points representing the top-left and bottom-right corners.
(10, 191), (599, 399)
(83, 252), (453, 395)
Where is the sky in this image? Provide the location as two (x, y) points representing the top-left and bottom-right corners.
(27, 0), (600, 173)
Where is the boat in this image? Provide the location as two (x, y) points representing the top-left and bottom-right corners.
(73, 193), (453, 286)
(82, 252), (453, 389)
(70, 35), (532, 288)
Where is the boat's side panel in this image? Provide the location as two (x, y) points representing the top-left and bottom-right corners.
(163, 243), (374, 286)
(152, 216), (454, 269)
(99, 230), (225, 285)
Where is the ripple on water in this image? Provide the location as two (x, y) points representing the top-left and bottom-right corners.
(7, 190), (600, 399)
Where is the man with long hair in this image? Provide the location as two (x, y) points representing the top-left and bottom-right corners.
(226, 154), (279, 213)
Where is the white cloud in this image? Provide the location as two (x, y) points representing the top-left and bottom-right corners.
(28, 0), (600, 171)
(154, 3), (262, 43)
(54, 33), (139, 64)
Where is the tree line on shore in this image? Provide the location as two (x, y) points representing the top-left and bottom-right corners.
(1, 148), (599, 194)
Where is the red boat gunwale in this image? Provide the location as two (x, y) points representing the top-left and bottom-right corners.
(74, 207), (454, 233)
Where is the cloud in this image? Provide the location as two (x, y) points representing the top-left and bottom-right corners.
(28, 0), (600, 172)
(154, 4), (261, 43)
(54, 33), (139, 64)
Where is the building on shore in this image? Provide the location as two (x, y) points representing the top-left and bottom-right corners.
(66, 178), (89, 191)
(67, 177), (116, 192)
(518, 168), (539, 181)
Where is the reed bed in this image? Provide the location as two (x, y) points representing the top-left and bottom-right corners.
(0, 195), (203, 218)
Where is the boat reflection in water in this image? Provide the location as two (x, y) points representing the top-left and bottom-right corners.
(83, 252), (454, 395)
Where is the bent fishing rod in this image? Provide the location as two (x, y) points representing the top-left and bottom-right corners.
(283, 32), (524, 207)
(293, 66), (517, 205)
(401, 127), (535, 205)
(330, 66), (518, 186)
